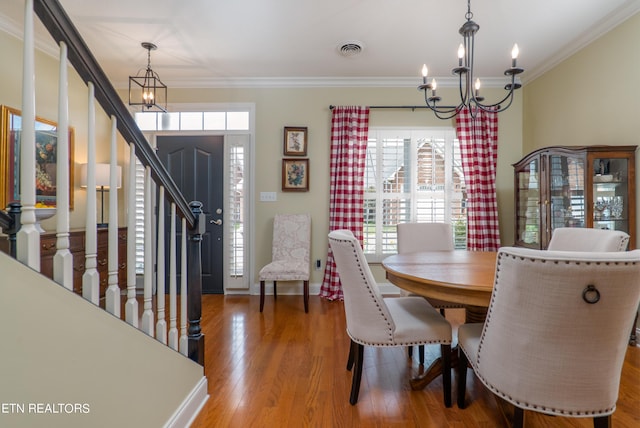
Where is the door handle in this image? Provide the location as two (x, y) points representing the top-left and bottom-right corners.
(209, 219), (222, 225)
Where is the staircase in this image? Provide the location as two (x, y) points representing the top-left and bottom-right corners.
(0, 0), (208, 426)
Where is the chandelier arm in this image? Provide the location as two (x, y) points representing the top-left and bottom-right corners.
(425, 97), (462, 118)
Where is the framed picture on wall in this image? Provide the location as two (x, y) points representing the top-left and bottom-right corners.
(282, 158), (309, 192)
(0, 105), (75, 209)
(283, 126), (307, 156)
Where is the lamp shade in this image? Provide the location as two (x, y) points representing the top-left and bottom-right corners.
(80, 163), (122, 189)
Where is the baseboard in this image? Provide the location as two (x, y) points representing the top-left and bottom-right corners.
(163, 376), (209, 428)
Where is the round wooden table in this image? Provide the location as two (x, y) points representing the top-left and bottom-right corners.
(382, 250), (497, 323)
(382, 250), (498, 390)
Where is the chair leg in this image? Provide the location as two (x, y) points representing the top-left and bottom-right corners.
(513, 407), (524, 428)
(418, 345), (425, 366)
(260, 281), (266, 312)
(349, 342), (364, 405)
(440, 308), (445, 316)
(273, 280), (277, 300)
(457, 347), (469, 408)
(303, 280), (309, 313)
(630, 310), (638, 346)
(407, 346), (413, 359)
(441, 344), (452, 408)
(347, 339), (356, 371)
(593, 415), (611, 428)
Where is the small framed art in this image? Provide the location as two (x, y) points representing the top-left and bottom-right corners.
(283, 126), (307, 156)
(282, 158), (309, 192)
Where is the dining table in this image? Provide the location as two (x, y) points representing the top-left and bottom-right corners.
(381, 250), (498, 389)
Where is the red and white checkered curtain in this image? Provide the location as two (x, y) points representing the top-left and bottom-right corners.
(320, 106), (370, 300)
(456, 107), (501, 251)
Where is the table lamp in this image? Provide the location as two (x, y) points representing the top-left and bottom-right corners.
(80, 163), (122, 227)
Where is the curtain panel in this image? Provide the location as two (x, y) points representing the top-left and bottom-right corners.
(456, 107), (501, 251)
(320, 106), (370, 301)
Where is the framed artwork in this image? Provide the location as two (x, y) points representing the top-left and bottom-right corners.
(0, 105), (75, 209)
(283, 126), (307, 156)
(282, 158), (309, 192)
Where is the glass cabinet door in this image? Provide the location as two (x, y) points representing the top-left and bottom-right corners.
(515, 158), (541, 247)
(592, 157), (630, 235)
(548, 154), (585, 233)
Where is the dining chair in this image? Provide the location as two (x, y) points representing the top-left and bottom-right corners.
(259, 213), (311, 313)
(547, 227), (637, 345)
(457, 246), (640, 428)
(396, 222), (464, 365)
(328, 229), (452, 406)
(547, 227), (629, 252)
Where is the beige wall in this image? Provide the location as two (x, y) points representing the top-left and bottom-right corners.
(167, 86), (521, 285)
(1, 27), (523, 289)
(0, 251), (205, 428)
(523, 12), (640, 242)
(0, 31), (129, 233)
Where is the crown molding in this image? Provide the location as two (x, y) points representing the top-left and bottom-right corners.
(524, 0), (640, 83)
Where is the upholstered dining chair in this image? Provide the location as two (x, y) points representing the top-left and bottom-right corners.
(396, 222), (464, 365)
(547, 227), (637, 345)
(547, 227), (629, 252)
(259, 213), (311, 313)
(328, 229), (452, 406)
(457, 246), (640, 428)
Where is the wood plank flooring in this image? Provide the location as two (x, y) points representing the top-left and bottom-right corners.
(190, 295), (640, 428)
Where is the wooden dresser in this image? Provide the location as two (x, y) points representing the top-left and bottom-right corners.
(39, 227), (128, 297)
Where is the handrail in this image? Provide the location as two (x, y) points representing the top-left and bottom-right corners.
(32, 0), (195, 228)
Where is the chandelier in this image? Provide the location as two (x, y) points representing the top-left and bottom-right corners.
(129, 42), (167, 112)
(418, 0), (523, 119)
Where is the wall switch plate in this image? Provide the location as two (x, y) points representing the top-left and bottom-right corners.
(260, 192), (277, 202)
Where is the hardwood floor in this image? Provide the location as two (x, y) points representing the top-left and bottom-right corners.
(190, 295), (640, 428)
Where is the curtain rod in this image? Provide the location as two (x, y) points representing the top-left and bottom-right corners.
(329, 105), (457, 110)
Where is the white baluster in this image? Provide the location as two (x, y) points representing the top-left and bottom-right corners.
(156, 186), (167, 344)
(17, 0), (40, 270)
(168, 203), (178, 350)
(53, 41), (72, 290)
(105, 116), (120, 316)
(179, 217), (188, 356)
(125, 145), (139, 326)
(82, 83), (99, 305)
(141, 166), (154, 336)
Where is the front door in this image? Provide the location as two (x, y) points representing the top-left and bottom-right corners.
(156, 135), (224, 294)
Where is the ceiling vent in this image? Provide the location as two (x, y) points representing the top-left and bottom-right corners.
(338, 40), (364, 57)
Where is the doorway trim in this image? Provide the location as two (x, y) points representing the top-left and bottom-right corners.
(137, 102), (255, 293)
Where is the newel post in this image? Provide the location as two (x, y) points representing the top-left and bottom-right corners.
(187, 201), (205, 366)
(7, 203), (22, 259)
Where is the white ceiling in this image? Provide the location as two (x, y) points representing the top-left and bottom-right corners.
(1, 0), (639, 89)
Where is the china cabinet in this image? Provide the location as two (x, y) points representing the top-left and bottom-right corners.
(513, 146), (636, 249)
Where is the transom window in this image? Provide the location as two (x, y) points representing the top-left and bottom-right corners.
(135, 111), (249, 131)
(363, 128), (467, 261)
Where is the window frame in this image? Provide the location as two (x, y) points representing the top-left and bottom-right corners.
(363, 127), (466, 262)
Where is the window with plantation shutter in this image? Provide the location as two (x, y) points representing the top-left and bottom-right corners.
(364, 128), (467, 261)
(133, 157), (146, 274)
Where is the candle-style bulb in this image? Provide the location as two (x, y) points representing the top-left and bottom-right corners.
(458, 44), (465, 66)
(422, 64), (428, 84)
(431, 78), (437, 96)
(511, 43), (519, 59)
(511, 43), (519, 67)
(474, 78), (481, 91)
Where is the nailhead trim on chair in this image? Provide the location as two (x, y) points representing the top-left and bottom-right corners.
(346, 239), (394, 344)
(467, 251), (635, 417)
